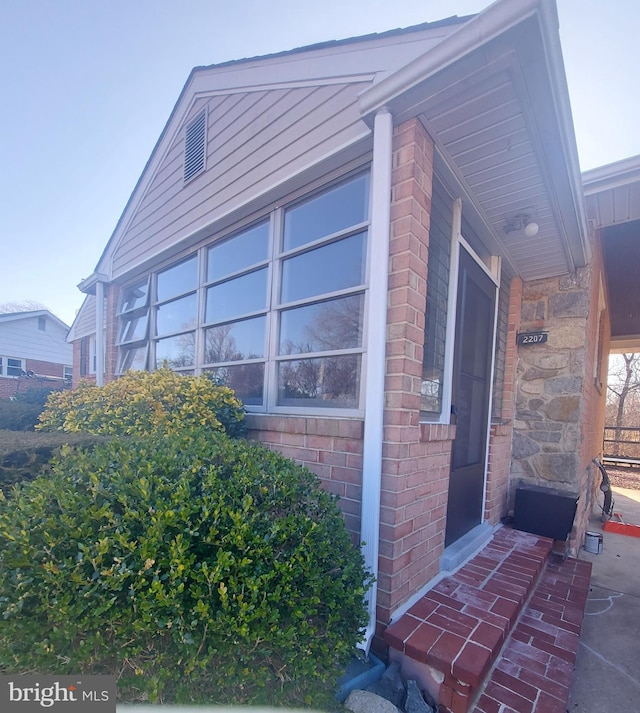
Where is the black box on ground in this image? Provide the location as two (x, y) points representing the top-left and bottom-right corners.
(513, 483), (578, 541)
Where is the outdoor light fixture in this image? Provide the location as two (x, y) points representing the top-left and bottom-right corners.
(503, 212), (539, 237)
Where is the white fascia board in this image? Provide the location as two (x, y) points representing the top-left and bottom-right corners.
(536, 0), (591, 264)
(358, 0), (542, 119)
(583, 154), (640, 195)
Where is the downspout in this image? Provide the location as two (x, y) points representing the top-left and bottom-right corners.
(359, 107), (393, 655)
(95, 280), (105, 387)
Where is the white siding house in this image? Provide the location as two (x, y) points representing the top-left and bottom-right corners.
(0, 310), (72, 397)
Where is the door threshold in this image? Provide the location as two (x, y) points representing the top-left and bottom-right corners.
(440, 521), (495, 572)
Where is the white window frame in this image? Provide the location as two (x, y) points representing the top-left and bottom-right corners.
(0, 356), (26, 378)
(116, 169), (370, 416)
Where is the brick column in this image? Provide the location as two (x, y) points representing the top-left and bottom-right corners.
(376, 118), (455, 630)
(104, 284), (120, 382)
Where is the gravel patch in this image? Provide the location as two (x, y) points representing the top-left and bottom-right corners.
(607, 466), (640, 491)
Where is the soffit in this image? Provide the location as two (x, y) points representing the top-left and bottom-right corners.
(583, 157), (640, 351)
(360, 4), (588, 282)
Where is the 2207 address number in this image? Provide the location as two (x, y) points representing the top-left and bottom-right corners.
(517, 332), (548, 346)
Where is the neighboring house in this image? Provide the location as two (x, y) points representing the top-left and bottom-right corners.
(0, 310), (72, 399)
(69, 0), (637, 669)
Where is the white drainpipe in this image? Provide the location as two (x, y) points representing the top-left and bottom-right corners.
(95, 280), (105, 387)
(359, 107), (393, 655)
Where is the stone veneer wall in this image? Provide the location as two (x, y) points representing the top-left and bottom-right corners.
(511, 242), (608, 553)
(484, 277), (522, 526)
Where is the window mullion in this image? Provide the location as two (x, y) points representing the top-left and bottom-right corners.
(266, 207), (283, 412)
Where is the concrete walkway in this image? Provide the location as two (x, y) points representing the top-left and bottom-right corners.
(568, 486), (640, 711)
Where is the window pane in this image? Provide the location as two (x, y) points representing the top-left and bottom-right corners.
(277, 355), (360, 408)
(204, 316), (265, 363)
(205, 268), (267, 323)
(156, 294), (197, 336)
(421, 180), (451, 415)
(7, 358), (23, 377)
(207, 222), (270, 281)
(157, 256), (198, 302)
(279, 294), (363, 355)
(205, 364), (264, 406)
(155, 333), (195, 369)
(118, 313), (148, 344)
(120, 279), (150, 313)
(118, 346), (147, 373)
(283, 174), (370, 251)
(281, 233), (366, 304)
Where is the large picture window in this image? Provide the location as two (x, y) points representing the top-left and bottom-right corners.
(117, 171), (370, 413)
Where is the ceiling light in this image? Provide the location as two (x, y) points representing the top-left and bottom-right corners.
(504, 212), (539, 238)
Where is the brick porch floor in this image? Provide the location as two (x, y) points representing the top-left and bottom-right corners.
(383, 527), (592, 713)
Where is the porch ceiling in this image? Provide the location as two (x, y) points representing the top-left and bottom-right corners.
(359, 0), (588, 282)
(584, 156), (640, 352)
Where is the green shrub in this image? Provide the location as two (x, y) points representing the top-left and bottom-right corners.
(0, 400), (43, 431)
(37, 368), (246, 438)
(13, 386), (65, 407)
(0, 428), (371, 705)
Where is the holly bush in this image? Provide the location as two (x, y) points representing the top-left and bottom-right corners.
(36, 368), (246, 438)
(0, 428), (371, 705)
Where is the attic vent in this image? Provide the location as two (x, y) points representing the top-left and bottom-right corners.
(184, 109), (206, 182)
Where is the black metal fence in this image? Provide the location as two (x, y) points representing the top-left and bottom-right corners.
(603, 426), (640, 462)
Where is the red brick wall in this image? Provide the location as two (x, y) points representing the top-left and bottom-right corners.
(105, 284), (120, 383)
(575, 232), (610, 545)
(246, 414), (364, 540)
(377, 118), (455, 624)
(0, 358), (69, 399)
(484, 277), (522, 525)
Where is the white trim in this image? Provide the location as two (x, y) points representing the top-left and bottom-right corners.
(359, 107), (393, 655)
(440, 197), (463, 426)
(0, 356), (26, 378)
(358, 0), (541, 117)
(95, 281), (105, 386)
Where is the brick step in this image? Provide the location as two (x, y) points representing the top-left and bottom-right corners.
(384, 528), (554, 713)
(473, 555), (591, 713)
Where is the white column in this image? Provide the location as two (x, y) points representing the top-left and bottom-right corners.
(360, 107), (393, 654)
(95, 280), (105, 386)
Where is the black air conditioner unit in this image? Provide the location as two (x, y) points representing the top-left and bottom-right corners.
(513, 483), (578, 541)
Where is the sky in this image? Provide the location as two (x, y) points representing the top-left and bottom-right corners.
(1, 0), (639, 327)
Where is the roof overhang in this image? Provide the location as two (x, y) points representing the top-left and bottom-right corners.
(583, 155), (640, 352)
(77, 272), (109, 295)
(359, 0), (589, 281)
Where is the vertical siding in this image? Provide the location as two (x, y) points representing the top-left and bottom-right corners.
(112, 81), (370, 277)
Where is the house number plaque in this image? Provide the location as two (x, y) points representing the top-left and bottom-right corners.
(516, 331), (548, 346)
